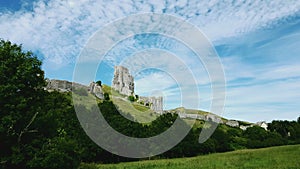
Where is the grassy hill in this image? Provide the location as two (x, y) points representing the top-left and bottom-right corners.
(79, 144), (300, 169)
(102, 84), (158, 123)
(101, 85), (255, 126)
(72, 84), (254, 127)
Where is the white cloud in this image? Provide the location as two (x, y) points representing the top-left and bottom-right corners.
(224, 77), (300, 122)
(0, 0), (299, 67)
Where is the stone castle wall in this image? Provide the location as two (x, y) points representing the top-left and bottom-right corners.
(138, 96), (164, 114)
(89, 82), (104, 99)
(46, 79), (104, 99)
(112, 66), (134, 96)
(46, 79), (88, 92)
(177, 111), (224, 124)
(112, 66), (164, 113)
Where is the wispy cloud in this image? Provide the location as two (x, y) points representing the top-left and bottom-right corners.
(1, 0), (299, 67)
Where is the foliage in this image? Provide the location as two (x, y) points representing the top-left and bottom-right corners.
(243, 126), (285, 148)
(0, 40), (45, 168)
(95, 80), (102, 86)
(104, 92), (110, 100)
(268, 119), (300, 143)
(128, 95), (135, 102)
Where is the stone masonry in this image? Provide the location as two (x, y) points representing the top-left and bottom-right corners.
(112, 66), (134, 96)
(112, 66), (164, 113)
(89, 82), (104, 99)
(138, 96), (164, 114)
(46, 79), (104, 99)
(46, 79), (88, 92)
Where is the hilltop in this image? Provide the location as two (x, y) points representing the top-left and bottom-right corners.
(47, 78), (261, 130)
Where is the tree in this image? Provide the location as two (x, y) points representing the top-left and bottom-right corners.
(0, 40), (45, 168)
(104, 92), (110, 101)
(96, 80), (102, 86)
(128, 95), (135, 102)
(268, 120), (290, 138)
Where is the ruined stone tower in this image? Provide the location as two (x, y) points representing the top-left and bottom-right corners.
(138, 96), (164, 114)
(112, 66), (134, 96)
(89, 82), (104, 99)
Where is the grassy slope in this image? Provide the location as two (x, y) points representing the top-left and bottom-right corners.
(112, 97), (158, 123)
(79, 144), (300, 169)
(169, 107), (254, 127)
(71, 92), (101, 109)
(102, 85), (253, 126)
(102, 84), (158, 123)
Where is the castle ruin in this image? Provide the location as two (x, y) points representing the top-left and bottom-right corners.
(138, 96), (164, 114)
(112, 66), (134, 96)
(46, 79), (88, 92)
(45, 79), (104, 99)
(112, 66), (164, 113)
(89, 82), (104, 99)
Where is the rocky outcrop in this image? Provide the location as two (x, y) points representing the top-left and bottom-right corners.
(89, 82), (104, 99)
(112, 66), (134, 96)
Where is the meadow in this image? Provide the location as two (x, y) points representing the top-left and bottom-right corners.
(79, 144), (300, 169)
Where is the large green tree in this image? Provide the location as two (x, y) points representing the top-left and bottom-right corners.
(0, 40), (46, 168)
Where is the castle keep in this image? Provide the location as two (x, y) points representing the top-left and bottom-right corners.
(112, 66), (164, 113)
(112, 66), (134, 96)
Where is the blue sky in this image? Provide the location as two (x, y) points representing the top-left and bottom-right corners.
(0, 0), (299, 123)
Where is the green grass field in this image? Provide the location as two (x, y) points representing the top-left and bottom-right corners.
(79, 144), (300, 169)
(101, 84), (159, 123)
(112, 97), (158, 123)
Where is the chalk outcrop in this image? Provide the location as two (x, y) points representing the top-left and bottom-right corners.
(112, 66), (134, 96)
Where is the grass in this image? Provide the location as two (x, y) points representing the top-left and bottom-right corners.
(79, 144), (300, 169)
(71, 92), (101, 109)
(112, 97), (158, 123)
(101, 84), (159, 123)
(132, 102), (151, 112)
(71, 84), (157, 123)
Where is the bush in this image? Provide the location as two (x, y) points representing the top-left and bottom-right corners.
(128, 95), (135, 102)
(104, 93), (110, 100)
(96, 80), (102, 86)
